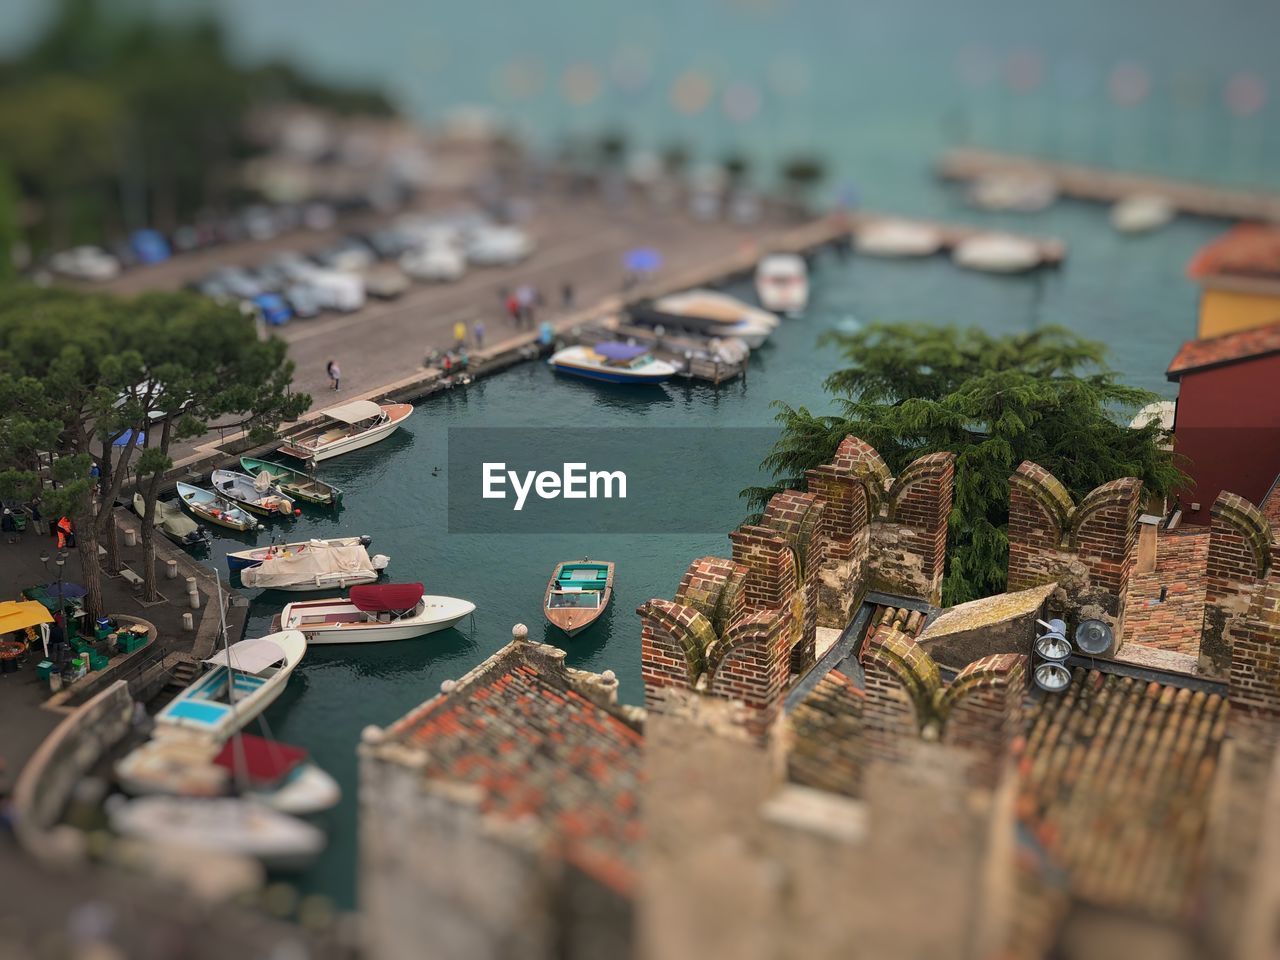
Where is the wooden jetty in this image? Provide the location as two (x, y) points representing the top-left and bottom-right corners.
(938, 146), (1280, 223)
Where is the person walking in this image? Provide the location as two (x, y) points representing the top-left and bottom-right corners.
(453, 321), (467, 348)
(505, 292), (520, 326)
(561, 281), (574, 309)
(326, 360), (341, 391)
(473, 320), (485, 349)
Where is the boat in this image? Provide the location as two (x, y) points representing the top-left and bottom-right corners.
(175, 482), (260, 533)
(239, 541), (390, 592)
(114, 734), (341, 816)
(154, 631), (306, 741)
(210, 469), (296, 519)
(543, 561), (614, 637)
(754, 253), (809, 315)
(132, 492), (208, 547)
(226, 535), (374, 573)
(105, 795), (326, 871)
(277, 400), (413, 464)
(240, 456), (344, 507)
(630, 289), (776, 349)
(967, 172), (1058, 212)
(280, 582), (475, 645)
(854, 219), (943, 257)
(548, 343), (678, 384)
(1111, 194), (1175, 234)
(952, 233), (1043, 274)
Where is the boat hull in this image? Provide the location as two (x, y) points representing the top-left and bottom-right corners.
(281, 595), (475, 644)
(543, 561), (614, 638)
(278, 403), (412, 463)
(225, 535), (372, 573)
(175, 484), (259, 532)
(240, 457), (341, 506)
(550, 363), (674, 384)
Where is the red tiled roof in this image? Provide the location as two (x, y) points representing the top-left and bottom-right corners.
(1121, 529), (1210, 655)
(1187, 224), (1280, 281)
(867, 603), (928, 638)
(1166, 320), (1280, 379)
(389, 645), (643, 894)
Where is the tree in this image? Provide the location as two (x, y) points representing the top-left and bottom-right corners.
(779, 153), (828, 215)
(745, 323), (1184, 606)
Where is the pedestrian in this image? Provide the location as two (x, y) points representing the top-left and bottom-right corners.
(517, 284), (535, 327)
(473, 320), (485, 349)
(326, 359), (340, 391)
(561, 281), (574, 308)
(442, 354), (452, 377)
(453, 321), (467, 348)
(505, 293), (520, 326)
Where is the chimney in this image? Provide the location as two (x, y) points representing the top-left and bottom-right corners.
(1136, 513), (1161, 575)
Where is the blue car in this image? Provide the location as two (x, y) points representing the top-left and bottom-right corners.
(130, 229), (171, 265)
(252, 293), (293, 326)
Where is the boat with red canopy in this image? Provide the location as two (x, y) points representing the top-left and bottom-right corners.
(279, 581), (475, 644)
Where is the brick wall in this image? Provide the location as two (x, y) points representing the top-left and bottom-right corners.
(861, 626), (933, 767)
(1227, 574), (1280, 740)
(707, 608), (794, 740)
(1070, 477), (1143, 597)
(873, 452), (956, 604)
(762, 491), (825, 674)
(637, 598), (711, 709)
(1008, 461), (1074, 591)
(1202, 492), (1274, 678)
(938, 654), (1028, 789)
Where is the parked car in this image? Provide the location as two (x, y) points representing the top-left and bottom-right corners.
(364, 227), (411, 260)
(49, 246), (121, 281)
(464, 226), (534, 266)
(315, 236), (376, 273)
(130, 229), (171, 265)
(400, 244), (466, 282)
(210, 266), (263, 300)
(296, 267), (365, 312)
(251, 293), (293, 326)
(240, 205), (279, 241)
(266, 251), (315, 282)
(284, 284), (323, 318)
(362, 264), (411, 300)
(302, 202), (337, 231)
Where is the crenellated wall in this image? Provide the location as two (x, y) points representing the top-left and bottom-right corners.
(1202, 492), (1275, 678)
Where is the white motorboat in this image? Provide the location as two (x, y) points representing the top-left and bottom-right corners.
(280, 582), (475, 645)
(240, 542), (390, 592)
(548, 343), (678, 385)
(226, 535), (374, 572)
(1111, 194), (1175, 234)
(854, 220), (943, 258)
(754, 253), (809, 315)
(632, 289), (776, 349)
(952, 233), (1043, 274)
(106, 795), (326, 871)
(967, 172), (1058, 212)
(277, 400), (412, 464)
(153, 631), (306, 741)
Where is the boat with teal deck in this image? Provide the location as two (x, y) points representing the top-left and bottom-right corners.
(240, 456), (343, 506)
(543, 560), (614, 637)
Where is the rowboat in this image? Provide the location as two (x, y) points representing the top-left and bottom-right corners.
(226, 535), (373, 573)
(239, 542), (390, 592)
(210, 469), (296, 518)
(154, 631), (306, 741)
(277, 400), (413, 464)
(543, 560), (614, 637)
(175, 482), (259, 532)
(106, 795), (326, 871)
(280, 582), (474, 645)
(631, 290), (777, 349)
(240, 456), (343, 507)
(549, 343), (677, 384)
(133, 492), (208, 547)
(755, 253), (809, 315)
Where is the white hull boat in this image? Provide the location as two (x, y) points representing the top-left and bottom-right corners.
(633, 289), (776, 349)
(854, 220), (943, 258)
(548, 343), (677, 384)
(754, 253), (809, 315)
(106, 795), (326, 871)
(278, 400), (412, 464)
(240, 542), (390, 592)
(1111, 194), (1175, 234)
(226, 535), (373, 572)
(952, 233), (1043, 274)
(280, 582), (474, 645)
(154, 631), (306, 741)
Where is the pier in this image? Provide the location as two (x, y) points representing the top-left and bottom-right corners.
(937, 146), (1280, 222)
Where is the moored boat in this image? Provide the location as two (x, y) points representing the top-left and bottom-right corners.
(239, 542), (390, 592)
(754, 253), (809, 315)
(277, 400), (412, 464)
(133, 492), (208, 547)
(226, 535), (373, 573)
(154, 631), (306, 741)
(240, 456), (343, 506)
(549, 343), (677, 384)
(175, 482), (259, 532)
(211, 469), (296, 518)
(280, 582), (474, 645)
(854, 219), (943, 257)
(952, 233), (1043, 274)
(631, 289), (776, 348)
(543, 560), (614, 637)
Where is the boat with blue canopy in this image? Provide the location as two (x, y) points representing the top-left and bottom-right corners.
(548, 342), (677, 384)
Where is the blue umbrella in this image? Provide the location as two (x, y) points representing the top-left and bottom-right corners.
(623, 248), (662, 273)
(113, 429), (145, 447)
(39, 582), (86, 601)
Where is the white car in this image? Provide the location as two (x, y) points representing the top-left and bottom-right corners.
(50, 246), (121, 282)
(465, 226), (534, 266)
(400, 244), (466, 283)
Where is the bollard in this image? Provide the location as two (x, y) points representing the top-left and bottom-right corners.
(185, 577), (196, 593)
(189, 586), (201, 610)
(123, 528), (137, 548)
(165, 559), (178, 580)
(182, 612), (194, 631)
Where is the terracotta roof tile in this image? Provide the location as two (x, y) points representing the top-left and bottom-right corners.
(1121, 529), (1210, 655)
(1187, 224), (1280, 280)
(1166, 320), (1280, 378)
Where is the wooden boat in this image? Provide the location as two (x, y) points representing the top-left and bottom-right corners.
(154, 631), (306, 741)
(226, 535), (373, 573)
(543, 560), (614, 637)
(175, 482), (259, 532)
(133, 492), (208, 546)
(277, 400), (412, 464)
(631, 290), (777, 348)
(210, 469), (296, 518)
(105, 795), (326, 871)
(549, 343), (677, 384)
(280, 582), (474, 645)
(755, 253), (809, 315)
(240, 456), (343, 507)
(239, 542), (390, 592)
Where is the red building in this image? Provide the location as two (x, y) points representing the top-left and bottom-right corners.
(1167, 320), (1280, 524)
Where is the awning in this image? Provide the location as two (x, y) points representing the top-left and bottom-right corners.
(350, 582), (423, 612)
(0, 600), (54, 635)
(213, 733), (307, 787)
(595, 342), (649, 362)
(203, 637), (287, 674)
(322, 399), (383, 424)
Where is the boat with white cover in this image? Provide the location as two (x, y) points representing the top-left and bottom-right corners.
(133, 492), (208, 547)
(754, 253), (809, 315)
(280, 582), (474, 644)
(154, 631), (306, 741)
(631, 289), (776, 348)
(239, 542), (390, 591)
(226, 535), (373, 572)
(277, 400), (412, 464)
(548, 343), (677, 384)
(952, 233), (1043, 274)
(106, 795), (325, 870)
(854, 219), (943, 257)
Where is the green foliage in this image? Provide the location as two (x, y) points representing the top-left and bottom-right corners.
(745, 323), (1185, 605)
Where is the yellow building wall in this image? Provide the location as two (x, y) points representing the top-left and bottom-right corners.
(1198, 288), (1280, 339)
